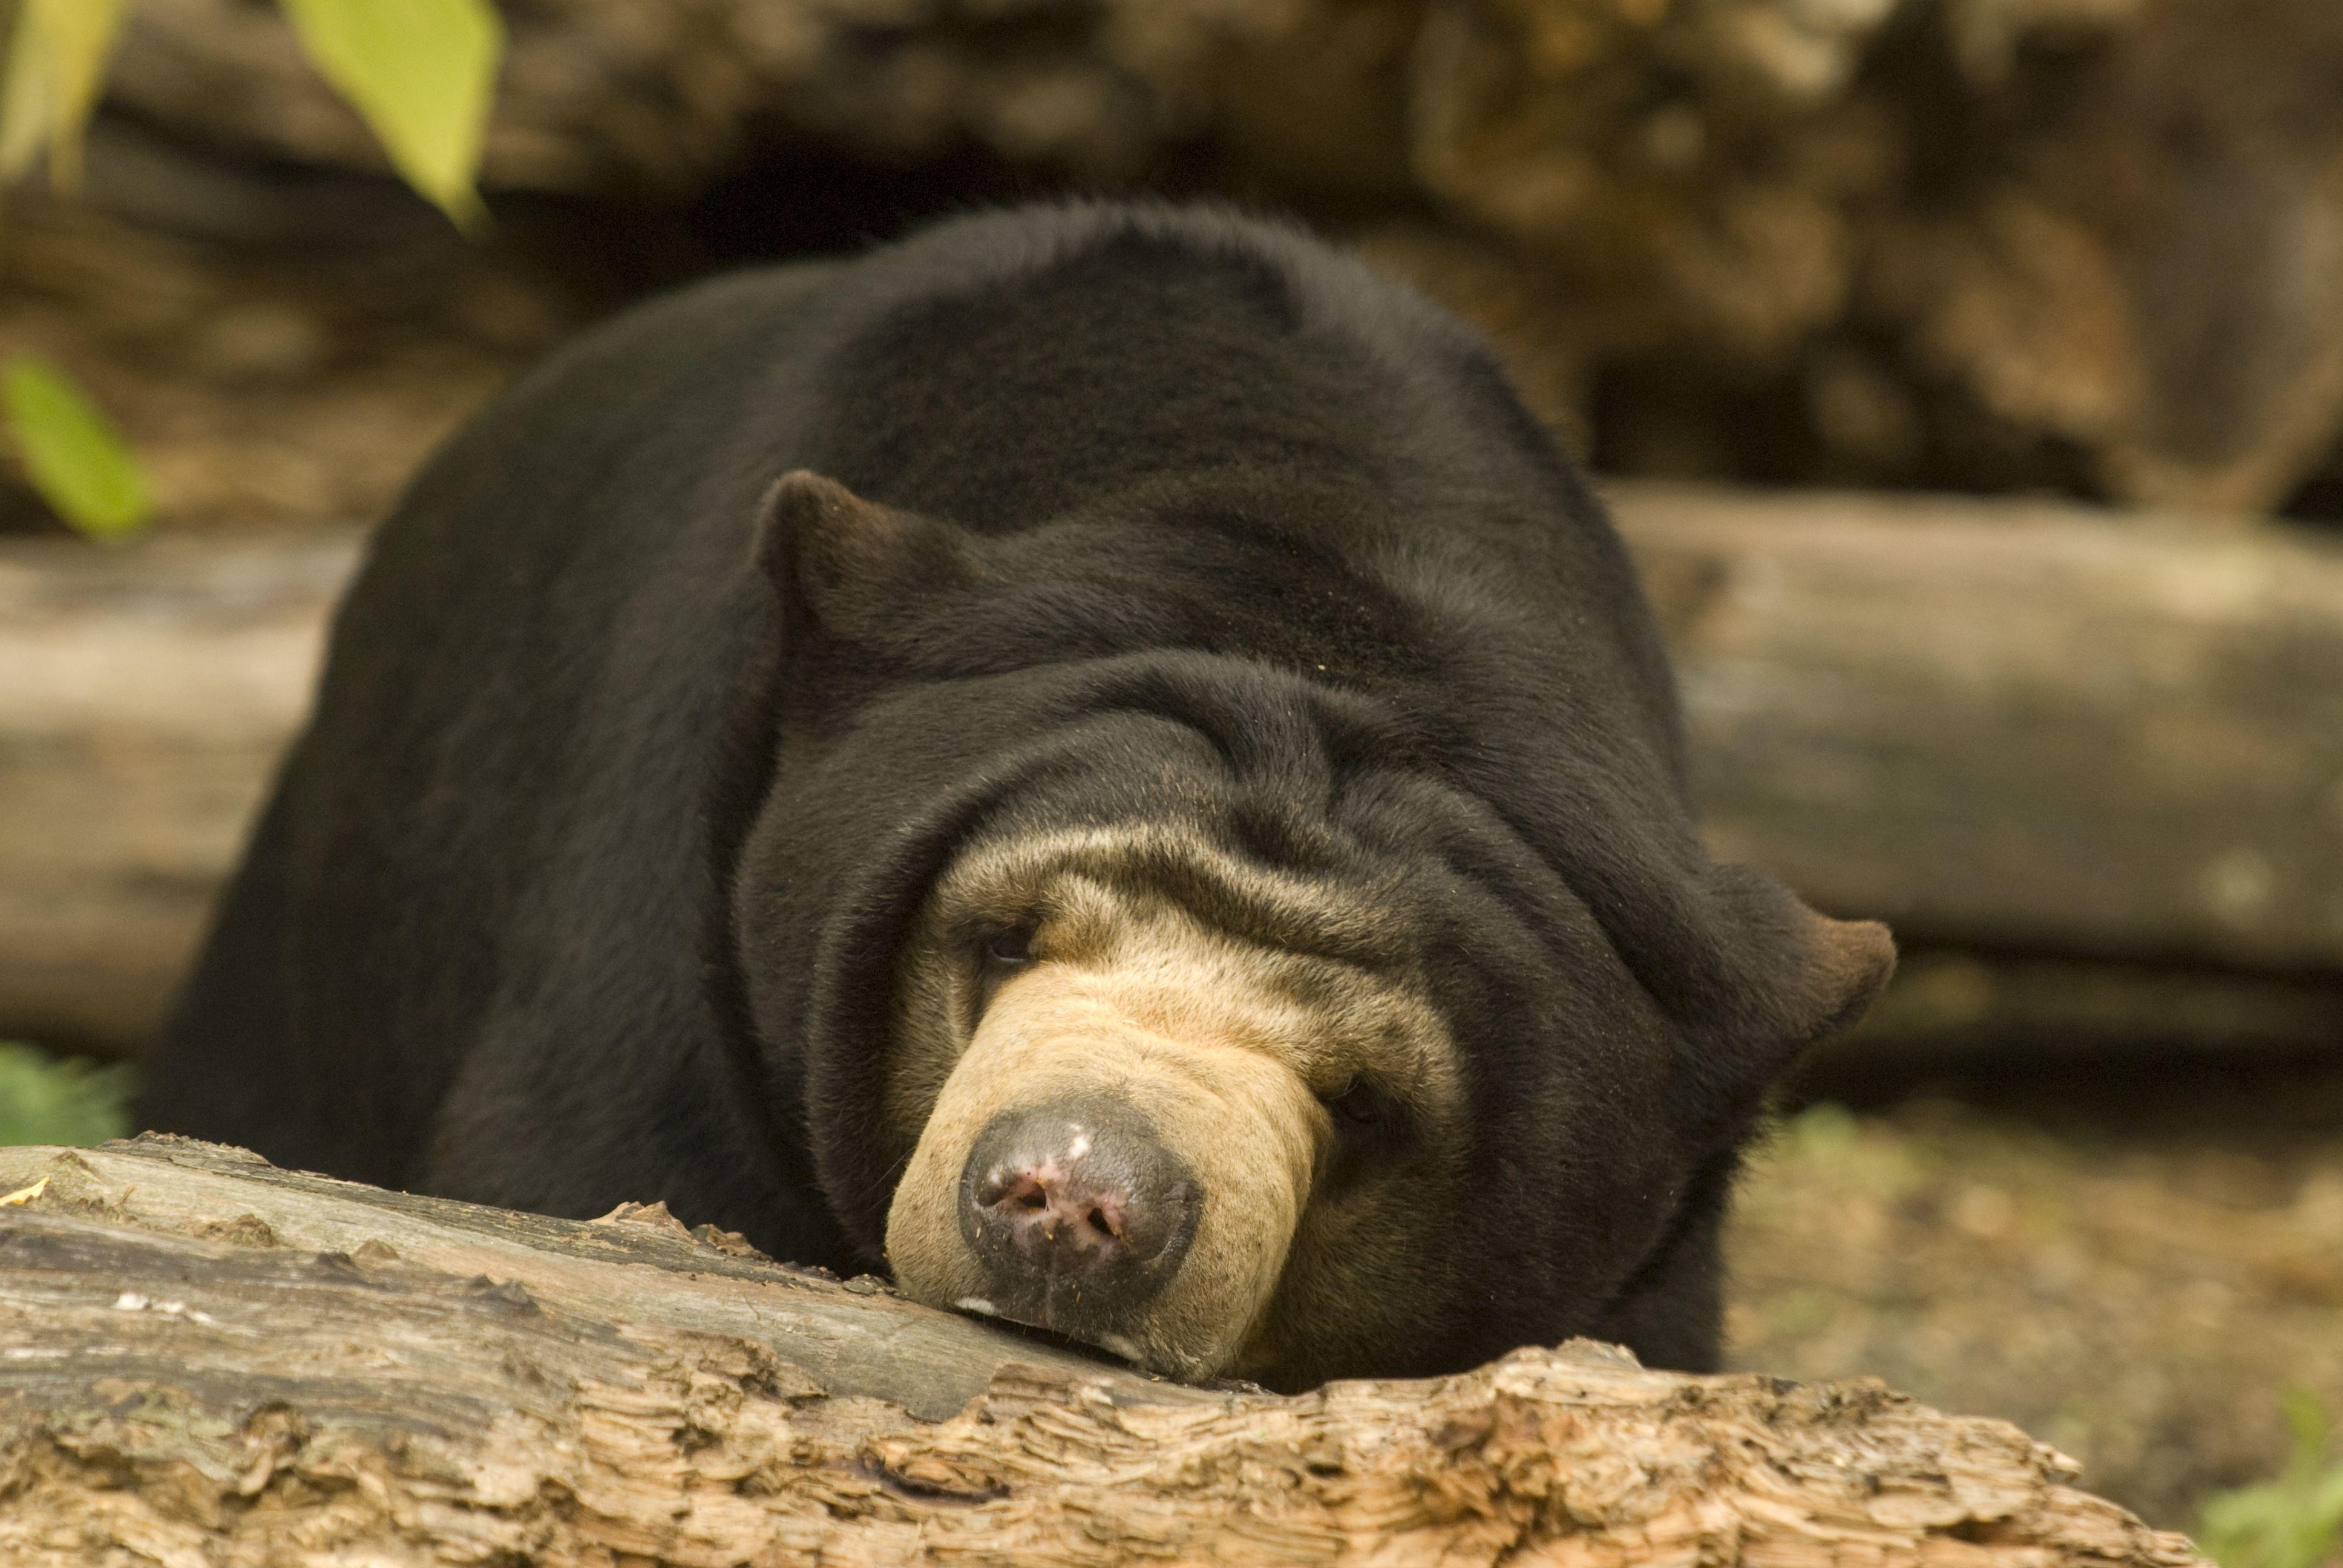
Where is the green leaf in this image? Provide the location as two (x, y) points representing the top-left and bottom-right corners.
(2201, 1394), (2343, 1568)
(1, 354), (152, 541)
(0, 1043), (132, 1148)
(0, 0), (136, 188)
(0, 6), (51, 181)
(277, 0), (502, 228)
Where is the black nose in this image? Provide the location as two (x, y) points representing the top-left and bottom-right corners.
(958, 1099), (1199, 1330)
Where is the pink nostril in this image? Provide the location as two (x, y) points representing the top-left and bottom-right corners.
(960, 1108), (1199, 1299)
(982, 1166), (1052, 1214)
(1083, 1192), (1126, 1241)
(981, 1165), (1131, 1252)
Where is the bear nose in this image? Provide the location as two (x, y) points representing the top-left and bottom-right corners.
(958, 1101), (1199, 1328)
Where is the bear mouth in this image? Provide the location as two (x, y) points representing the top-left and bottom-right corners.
(949, 1292), (1151, 1369)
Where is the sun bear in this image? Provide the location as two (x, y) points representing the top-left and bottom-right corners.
(139, 202), (1894, 1389)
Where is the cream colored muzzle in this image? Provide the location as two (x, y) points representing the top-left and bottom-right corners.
(884, 961), (1323, 1379)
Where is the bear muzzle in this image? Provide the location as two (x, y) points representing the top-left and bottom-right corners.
(883, 968), (1321, 1379)
(958, 1098), (1201, 1333)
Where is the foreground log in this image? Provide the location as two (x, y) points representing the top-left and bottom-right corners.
(6, 484), (2342, 1053)
(0, 1137), (2203, 1568)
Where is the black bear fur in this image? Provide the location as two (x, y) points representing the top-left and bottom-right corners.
(140, 203), (1889, 1380)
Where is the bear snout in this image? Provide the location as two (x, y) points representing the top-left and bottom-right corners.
(958, 1100), (1199, 1329)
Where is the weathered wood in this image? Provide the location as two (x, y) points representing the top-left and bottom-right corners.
(0, 529), (355, 1050)
(1628, 485), (2343, 970)
(5, 484), (2341, 1053)
(98, 0), (2343, 514)
(0, 1135), (1194, 1422)
(1818, 948), (2343, 1080)
(0, 1136), (2205, 1567)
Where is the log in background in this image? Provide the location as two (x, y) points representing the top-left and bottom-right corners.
(0, 1136), (2207, 1568)
(5, 483), (2339, 1054)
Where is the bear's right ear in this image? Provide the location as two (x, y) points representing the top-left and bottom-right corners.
(750, 469), (985, 650)
(1671, 862), (1897, 1142)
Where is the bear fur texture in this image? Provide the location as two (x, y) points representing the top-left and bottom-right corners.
(140, 203), (1892, 1388)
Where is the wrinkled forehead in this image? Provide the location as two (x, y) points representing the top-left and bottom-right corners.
(923, 819), (1419, 972)
(900, 819), (1468, 1128)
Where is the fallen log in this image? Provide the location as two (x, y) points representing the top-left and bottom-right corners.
(5, 484), (2342, 1053)
(0, 1135), (2204, 1568)
(1818, 947), (2343, 1082)
(0, 528), (353, 1051)
(1629, 485), (2343, 974)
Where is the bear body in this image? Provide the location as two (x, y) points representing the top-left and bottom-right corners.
(141, 204), (1890, 1385)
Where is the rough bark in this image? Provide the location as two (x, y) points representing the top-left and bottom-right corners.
(1397, 0), (2343, 513)
(8, 484), (2343, 1053)
(110, 0), (1314, 191)
(0, 1135), (2206, 1568)
(96, 0), (2343, 511)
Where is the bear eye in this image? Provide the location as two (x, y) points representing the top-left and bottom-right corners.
(1318, 1075), (1383, 1128)
(980, 926), (1035, 970)
(1315, 1074), (1407, 1194)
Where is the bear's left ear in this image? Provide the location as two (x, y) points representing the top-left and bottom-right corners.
(750, 469), (986, 653)
(1675, 863), (1896, 1127)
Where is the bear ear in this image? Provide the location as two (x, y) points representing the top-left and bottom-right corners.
(750, 469), (982, 645)
(1675, 863), (1896, 1128)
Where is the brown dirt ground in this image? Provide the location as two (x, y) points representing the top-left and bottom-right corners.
(1726, 1058), (2343, 1533)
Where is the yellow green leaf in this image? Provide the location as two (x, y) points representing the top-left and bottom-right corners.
(277, 0), (502, 229)
(0, 7), (51, 182)
(2, 355), (152, 542)
(0, 0), (136, 189)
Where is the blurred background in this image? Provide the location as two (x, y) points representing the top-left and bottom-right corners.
(1, 0), (2338, 1554)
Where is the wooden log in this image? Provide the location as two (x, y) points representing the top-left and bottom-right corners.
(1816, 948), (2343, 1082)
(1625, 485), (2343, 970)
(0, 529), (355, 1051)
(5, 484), (2342, 1054)
(0, 1135), (2205, 1568)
